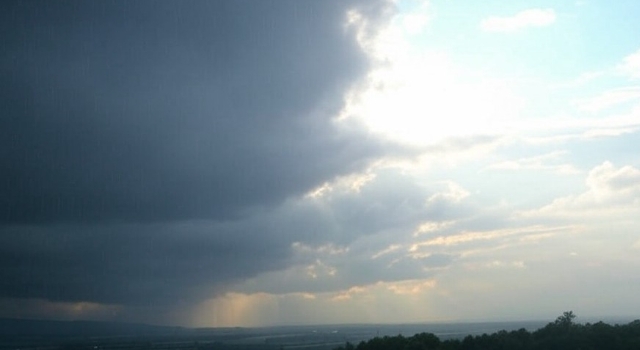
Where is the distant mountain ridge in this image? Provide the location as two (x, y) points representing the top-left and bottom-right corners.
(0, 318), (182, 339)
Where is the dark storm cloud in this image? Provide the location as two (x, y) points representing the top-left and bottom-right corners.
(0, 0), (394, 311)
(0, 222), (291, 305)
(0, 0), (386, 223)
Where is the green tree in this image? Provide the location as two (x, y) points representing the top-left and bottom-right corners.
(554, 311), (576, 327)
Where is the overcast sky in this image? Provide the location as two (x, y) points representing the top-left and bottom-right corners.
(2, 0), (640, 327)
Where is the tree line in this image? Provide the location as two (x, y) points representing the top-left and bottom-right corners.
(333, 312), (640, 350)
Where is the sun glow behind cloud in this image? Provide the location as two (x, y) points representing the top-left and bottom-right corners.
(340, 2), (523, 147)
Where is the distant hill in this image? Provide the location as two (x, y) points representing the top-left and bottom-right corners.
(0, 318), (182, 339)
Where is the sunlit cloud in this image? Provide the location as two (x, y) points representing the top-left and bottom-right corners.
(306, 259), (338, 279)
(331, 285), (368, 301)
(409, 225), (568, 250)
(413, 220), (455, 237)
(305, 171), (377, 199)
(371, 244), (403, 259)
(0, 298), (122, 321)
(385, 279), (437, 295)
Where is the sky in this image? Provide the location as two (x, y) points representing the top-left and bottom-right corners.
(1, 0), (640, 327)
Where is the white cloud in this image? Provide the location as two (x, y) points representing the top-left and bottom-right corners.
(526, 162), (640, 217)
(486, 150), (580, 175)
(552, 70), (607, 89)
(402, 12), (430, 34)
(511, 102), (640, 145)
(581, 126), (640, 138)
(618, 48), (640, 79)
(426, 181), (470, 204)
(306, 259), (337, 279)
(572, 87), (640, 113)
(398, 0), (431, 35)
(480, 9), (556, 32)
(586, 161), (640, 196)
(481, 260), (526, 269)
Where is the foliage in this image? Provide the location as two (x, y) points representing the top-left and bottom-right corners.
(333, 312), (640, 350)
